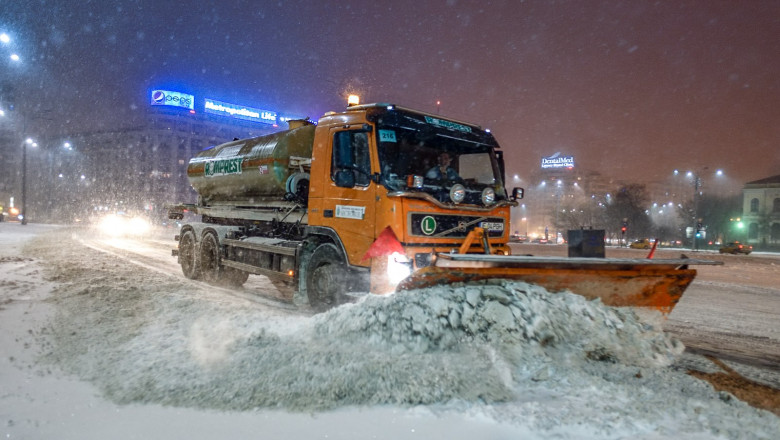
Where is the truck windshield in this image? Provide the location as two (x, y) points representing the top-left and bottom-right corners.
(374, 112), (506, 201)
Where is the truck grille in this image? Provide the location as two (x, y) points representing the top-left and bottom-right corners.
(409, 213), (504, 238)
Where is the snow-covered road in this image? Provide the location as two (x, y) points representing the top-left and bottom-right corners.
(1, 223), (779, 439)
(78, 229), (780, 378)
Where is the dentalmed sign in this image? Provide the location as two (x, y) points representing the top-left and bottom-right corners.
(541, 152), (575, 169)
(204, 98), (277, 124)
(150, 90), (194, 110)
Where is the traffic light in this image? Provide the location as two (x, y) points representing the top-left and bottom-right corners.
(621, 226), (627, 233)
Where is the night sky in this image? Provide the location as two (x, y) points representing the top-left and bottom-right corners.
(2, 0), (778, 187)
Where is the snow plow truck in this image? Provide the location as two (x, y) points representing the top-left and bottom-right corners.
(168, 103), (718, 312)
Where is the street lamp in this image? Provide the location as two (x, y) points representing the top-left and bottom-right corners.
(688, 168), (706, 251)
(685, 167), (725, 251)
(21, 137), (36, 225)
(2, 32), (22, 65)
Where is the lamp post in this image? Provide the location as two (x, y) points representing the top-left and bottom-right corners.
(680, 167), (725, 251)
(21, 137), (36, 225)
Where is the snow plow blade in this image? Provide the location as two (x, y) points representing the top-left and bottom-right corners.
(396, 254), (722, 314)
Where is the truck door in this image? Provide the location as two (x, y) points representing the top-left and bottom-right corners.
(323, 127), (377, 266)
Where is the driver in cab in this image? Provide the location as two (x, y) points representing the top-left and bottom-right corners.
(426, 152), (460, 181)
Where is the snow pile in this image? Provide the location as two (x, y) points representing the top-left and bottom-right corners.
(314, 280), (683, 368)
(38, 271), (686, 413)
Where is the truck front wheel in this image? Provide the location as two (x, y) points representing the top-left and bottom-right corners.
(179, 230), (200, 279)
(306, 243), (348, 310)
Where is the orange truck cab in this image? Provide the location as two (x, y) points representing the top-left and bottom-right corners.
(170, 103), (522, 309)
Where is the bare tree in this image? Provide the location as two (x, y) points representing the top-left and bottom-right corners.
(605, 184), (652, 238)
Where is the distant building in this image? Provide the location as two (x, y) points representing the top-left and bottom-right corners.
(521, 168), (620, 239)
(742, 174), (780, 246)
(5, 88), (304, 223)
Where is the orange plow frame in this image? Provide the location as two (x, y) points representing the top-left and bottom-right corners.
(366, 227), (722, 314)
(396, 253), (721, 314)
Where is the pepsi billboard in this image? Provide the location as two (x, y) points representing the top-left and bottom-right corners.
(150, 90), (194, 110)
(204, 98), (277, 124)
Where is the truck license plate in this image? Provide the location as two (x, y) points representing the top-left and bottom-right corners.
(479, 222), (504, 231)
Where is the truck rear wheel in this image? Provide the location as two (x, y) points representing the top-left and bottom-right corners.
(200, 231), (249, 287)
(306, 243), (348, 310)
(200, 232), (224, 284)
(179, 230), (200, 279)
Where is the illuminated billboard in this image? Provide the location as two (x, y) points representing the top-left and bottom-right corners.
(150, 90), (194, 110)
(204, 98), (277, 124)
(541, 152), (575, 169)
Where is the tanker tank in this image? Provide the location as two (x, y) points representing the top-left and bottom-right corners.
(187, 121), (315, 205)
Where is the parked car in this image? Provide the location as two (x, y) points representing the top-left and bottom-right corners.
(629, 238), (653, 250)
(719, 241), (752, 255)
(509, 234), (528, 243)
(530, 238), (548, 244)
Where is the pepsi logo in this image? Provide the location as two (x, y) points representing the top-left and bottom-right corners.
(152, 90), (165, 104)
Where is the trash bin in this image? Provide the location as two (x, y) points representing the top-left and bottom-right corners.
(567, 229), (605, 258)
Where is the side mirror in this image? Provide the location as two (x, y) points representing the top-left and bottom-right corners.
(512, 187), (524, 200)
(335, 169), (355, 188)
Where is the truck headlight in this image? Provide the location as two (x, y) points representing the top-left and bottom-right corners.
(481, 187), (495, 205)
(450, 184), (466, 204)
(387, 252), (412, 285)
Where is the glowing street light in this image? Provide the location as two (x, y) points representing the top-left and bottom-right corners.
(1, 33), (21, 64)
